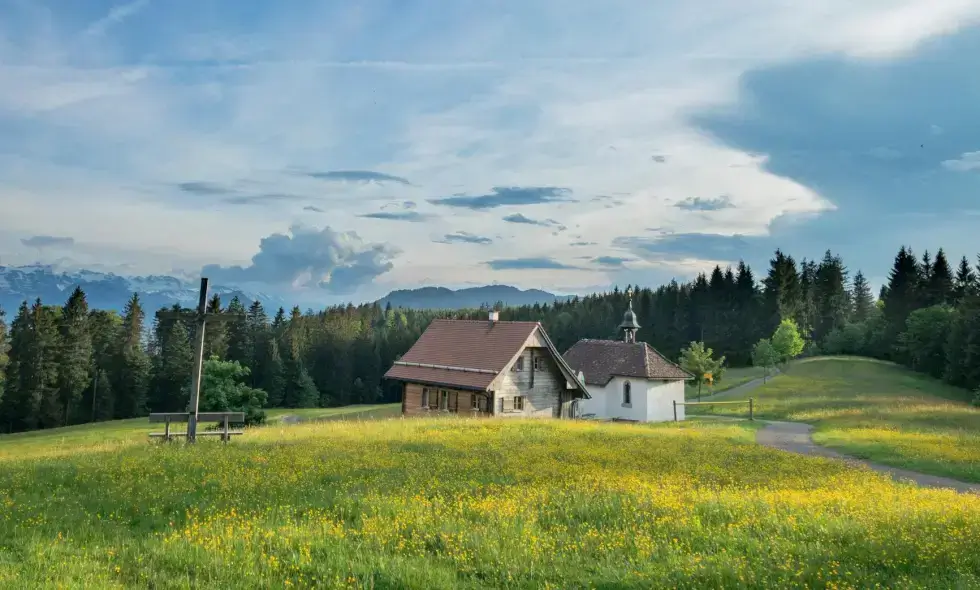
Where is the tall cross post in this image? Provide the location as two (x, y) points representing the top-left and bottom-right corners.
(157, 277), (243, 443)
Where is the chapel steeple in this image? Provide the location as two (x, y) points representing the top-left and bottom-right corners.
(618, 286), (640, 343)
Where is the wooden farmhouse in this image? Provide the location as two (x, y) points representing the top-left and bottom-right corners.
(562, 294), (693, 422)
(384, 312), (591, 418)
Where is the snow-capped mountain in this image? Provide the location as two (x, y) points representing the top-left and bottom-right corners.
(0, 265), (286, 314)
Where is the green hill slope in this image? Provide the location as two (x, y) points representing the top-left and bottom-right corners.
(697, 356), (980, 482)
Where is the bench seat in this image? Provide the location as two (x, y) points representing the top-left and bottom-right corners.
(149, 431), (244, 438)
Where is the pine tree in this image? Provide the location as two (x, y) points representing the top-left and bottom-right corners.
(0, 301), (30, 431)
(272, 307), (287, 330)
(926, 248), (954, 306)
(57, 287), (93, 426)
(762, 250), (802, 334)
(149, 320), (193, 411)
(882, 246), (922, 358)
(0, 306), (7, 417)
(87, 309), (121, 421)
(814, 250), (849, 344)
(203, 294), (228, 360)
(115, 294), (150, 418)
(953, 256), (977, 303)
(851, 270), (874, 323)
(283, 351), (319, 408)
(9, 300), (62, 430)
(260, 337), (286, 407)
(225, 297), (250, 365)
(246, 300), (270, 388)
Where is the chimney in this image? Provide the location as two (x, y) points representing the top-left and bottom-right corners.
(488, 310), (499, 323)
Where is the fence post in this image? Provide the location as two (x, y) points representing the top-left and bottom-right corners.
(223, 415), (230, 443)
(673, 400), (678, 422)
(749, 398), (754, 421)
(164, 416), (171, 442)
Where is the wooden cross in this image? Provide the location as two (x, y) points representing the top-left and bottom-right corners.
(157, 277), (244, 443)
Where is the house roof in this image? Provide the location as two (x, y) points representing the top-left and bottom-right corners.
(562, 339), (693, 386)
(384, 319), (590, 396)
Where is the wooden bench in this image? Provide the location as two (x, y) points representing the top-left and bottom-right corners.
(148, 412), (246, 442)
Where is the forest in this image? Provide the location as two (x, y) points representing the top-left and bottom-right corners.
(0, 245), (978, 434)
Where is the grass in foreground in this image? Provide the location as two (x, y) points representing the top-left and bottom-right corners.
(693, 357), (980, 482)
(685, 365), (767, 399)
(2, 417), (980, 588)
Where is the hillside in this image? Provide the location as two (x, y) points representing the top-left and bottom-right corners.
(377, 284), (571, 310)
(696, 356), (980, 482)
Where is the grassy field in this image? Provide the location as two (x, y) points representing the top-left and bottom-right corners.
(685, 365), (767, 399)
(692, 357), (980, 483)
(2, 415), (980, 588)
(0, 405), (400, 462)
(265, 404), (401, 423)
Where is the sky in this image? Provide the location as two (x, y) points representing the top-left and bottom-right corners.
(1, 0), (980, 305)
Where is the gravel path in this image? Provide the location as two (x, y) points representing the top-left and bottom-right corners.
(698, 370), (980, 494)
(757, 421), (980, 494)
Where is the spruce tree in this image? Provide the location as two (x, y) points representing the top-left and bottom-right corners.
(272, 307), (287, 330)
(203, 294), (228, 360)
(115, 294), (150, 418)
(882, 246), (922, 357)
(224, 297), (250, 365)
(0, 301), (30, 431)
(88, 309), (121, 421)
(953, 256), (977, 302)
(762, 250), (802, 334)
(260, 337), (286, 407)
(57, 287), (93, 426)
(850, 271), (874, 323)
(0, 306), (7, 417)
(814, 250), (849, 344)
(149, 320), (193, 411)
(926, 248), (954, 306)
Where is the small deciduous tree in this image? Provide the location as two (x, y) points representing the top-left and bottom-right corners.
(751, 338), (779, 382)
(198, 358), (267, 425)
(679, 341), (726, 401)
(771, 318), (805, 365)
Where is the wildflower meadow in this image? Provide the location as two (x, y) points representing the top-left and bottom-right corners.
(1, 413), (979, 589)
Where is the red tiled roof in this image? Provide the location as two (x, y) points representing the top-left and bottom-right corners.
(383, 319), (540, 390)
(562, 339), (692, 385)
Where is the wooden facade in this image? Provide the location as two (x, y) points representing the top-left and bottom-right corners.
(400, 329), (578, 418)
(401, 382), (492, 417)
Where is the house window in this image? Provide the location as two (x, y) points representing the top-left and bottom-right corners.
(471, 394), (480, 410)
(512, 356), (524, 372)
(623, 381), (632, 406)
(429, 389), (440, 410)
(421, 387), (429, 408)
(514, 396), (526, 411)
(439, 390), (450, 410)
(533, 356), (545, 371)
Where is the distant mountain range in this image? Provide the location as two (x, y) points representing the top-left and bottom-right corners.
(0, 265), (570, 315)
(0, 265), (284, 314)
(377, 285), (572, 310)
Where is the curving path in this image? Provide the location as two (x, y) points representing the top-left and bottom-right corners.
(757, 421), (980, 494)
(706, 371), (980, 495)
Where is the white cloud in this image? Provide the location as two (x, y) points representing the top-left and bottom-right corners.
(942, 151), (980, 172)
(2, 0), (979, 301)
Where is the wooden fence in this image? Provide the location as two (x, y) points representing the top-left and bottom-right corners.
(673, 398), (754, 422)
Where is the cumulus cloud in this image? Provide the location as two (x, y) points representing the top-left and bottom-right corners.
(429, 187), (572, 210)
(436, 231), (493, 245)
(673, 196), (735, 211)
(306, 170), (410, 185)
(21, 235), (76, 249)
(486, 257), (579, 270)
(202, 225), (397, 293)
(941, 151), (980, 172)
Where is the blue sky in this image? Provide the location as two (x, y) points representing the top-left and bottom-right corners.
(1, 0), (979, 303)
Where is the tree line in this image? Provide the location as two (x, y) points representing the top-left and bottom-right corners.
(0, 244), (977, 434)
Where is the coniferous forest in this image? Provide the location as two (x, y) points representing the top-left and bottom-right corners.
(0, 245), (978, 434)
